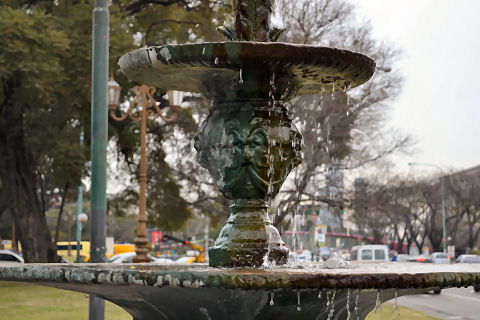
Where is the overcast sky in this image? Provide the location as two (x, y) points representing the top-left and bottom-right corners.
(349, 0), (480, 174)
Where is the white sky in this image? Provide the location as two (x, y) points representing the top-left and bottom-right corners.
(350, 0), (480, 174)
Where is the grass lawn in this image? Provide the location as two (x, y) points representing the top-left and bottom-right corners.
(0, 281), (132, 320)
(366, 302), (441, 320)
(0, 281), (439, 320)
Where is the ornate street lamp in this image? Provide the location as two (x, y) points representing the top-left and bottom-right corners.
(108, 79), (182, 262)
(108, 75), (121, 109)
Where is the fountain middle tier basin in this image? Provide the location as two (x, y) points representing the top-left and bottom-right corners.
(1, 262), (479, 320)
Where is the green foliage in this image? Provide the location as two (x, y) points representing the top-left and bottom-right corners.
(0, 2), (135, 192)
(0, 0), (232, 252)
(217, 25), (237, 41)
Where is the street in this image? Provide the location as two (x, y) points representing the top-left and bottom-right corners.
(398, 287), (480, 320)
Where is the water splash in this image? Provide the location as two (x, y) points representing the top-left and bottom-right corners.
(296, 291), (301, 311)
(324, 252), (349, 269)
(270, 292), (274, 306)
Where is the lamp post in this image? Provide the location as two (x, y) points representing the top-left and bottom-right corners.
(75, 213), (88, 262)
(408, 162), (447, 253)
(90, 0), (109, 318)
(75, 129), (85, 263)
(108, 77), (183, 262)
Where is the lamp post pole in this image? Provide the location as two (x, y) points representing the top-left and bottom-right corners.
(408, 162), (447, 253)
(90, 0), (109, 318)
(108, 83), (181, 262)
(135, 85), (149, 262)
(76, 129), (84, 263)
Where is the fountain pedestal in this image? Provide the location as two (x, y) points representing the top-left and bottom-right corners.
(193, 89), (303, 266)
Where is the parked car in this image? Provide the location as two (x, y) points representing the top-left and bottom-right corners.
(431, 252), (450, 264)
(174, 256), (196, 264)
(407, 255), (433, 263)
(107, 252), (164, 264)
(392, 254), (409, 262)
(456, 254), (480, 263)
(297, 250), (313, 262)
(350, 245), (389, 262)
(456, 254), (480, 292)
(0, 250), (24, 264)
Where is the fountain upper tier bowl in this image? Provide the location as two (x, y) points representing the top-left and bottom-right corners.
(119, 42), (375, 98)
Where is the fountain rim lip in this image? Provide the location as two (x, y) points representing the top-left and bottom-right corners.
(130, 41), (374, 57)
(1, 263), (479, 291)
(118, 40), (376, 94)
(122, 41), (376, 70)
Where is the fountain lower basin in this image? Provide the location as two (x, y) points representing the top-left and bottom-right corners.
(1, 262), (479, 319)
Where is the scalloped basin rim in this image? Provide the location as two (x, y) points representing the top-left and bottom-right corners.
(118, 41), (376, 96)
(1, 262), (479, 290)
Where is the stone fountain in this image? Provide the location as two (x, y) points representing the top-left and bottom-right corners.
(1, 1), (479, 319)
(119, 0), (373, 268)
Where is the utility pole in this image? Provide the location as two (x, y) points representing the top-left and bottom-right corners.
(90, 0), (109, 319)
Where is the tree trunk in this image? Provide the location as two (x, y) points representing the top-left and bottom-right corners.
(0, 98), (59, 263)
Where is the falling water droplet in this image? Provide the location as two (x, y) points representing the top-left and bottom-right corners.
(202, 47), (206, 55)
(354, 289), (359, 320)
(394, 289), (400, 315)
(331, 82), (335, 99)
(296, 291), (301, 311)
(214, 57), (219, 65)
(327, 290), (336, 320)
(374, 290), (381, 314)
(326, 290), (331, 306)
(318, 290), (322, 299)
(346, 110), (350, 116)
(347, 94), (350, 106)
(239, 68), (244, 84)
(195, 24), (199, 28)
(270, 292), (274, 306)
(346, 289), (351, 320)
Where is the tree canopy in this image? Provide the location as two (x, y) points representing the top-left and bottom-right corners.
(0, 0), (412, 261)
